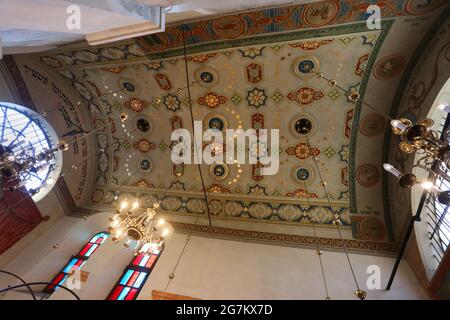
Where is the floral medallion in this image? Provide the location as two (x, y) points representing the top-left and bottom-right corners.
(197, 92), (228, 108)
(133, 139), (156, 153)
(124, 98), (150, 112)
(285, 143), (320, 160)
(246, 88), (267, 108)
(164, 94), (181, 112)
(287, 87), (324, 105)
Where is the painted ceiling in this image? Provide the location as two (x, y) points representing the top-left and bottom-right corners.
(15, 0), (449, 252)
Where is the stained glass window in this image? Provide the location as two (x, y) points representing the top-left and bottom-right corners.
(0, 103), (56, 193)
(43, 232), (109, 294)
(106, 245), (164, 300)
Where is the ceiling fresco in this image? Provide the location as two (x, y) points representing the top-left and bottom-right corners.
(15, 0), (449, 252)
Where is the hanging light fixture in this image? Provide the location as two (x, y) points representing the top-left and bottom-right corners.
(383, 106), (450, 202)
(0, 140), (69, 194)
(307, 67), (450, 204)
(108, 200), (170, 255)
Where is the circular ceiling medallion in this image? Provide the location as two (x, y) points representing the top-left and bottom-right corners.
(209, 164), (229, 180)
(204, 113), (227, 132)
(356, 163), (380, 187)
(359, 113), (386, 137)
(212, 15), (244, 39)
(293, 55), (320, 78)
(133, 115), (153, 134)
(138, 157), (153, 174)
(195, 67), (219, 87)
(373, 54), (406, 80)
(117, 77), (140, 95)
(292, 164), (315, 186)
(359, 217), (386, 241)
(290, 113), (317, 137)
(404, 0), (447, 16)
(92, 189), (104, 203)
(136, 118), (150, 132)
(123, 82), (136, 92)
(302, 1), (339, 27)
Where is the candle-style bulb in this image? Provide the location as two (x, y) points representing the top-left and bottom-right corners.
(421, 181), (434, 190)
(383, 163), (402, 178)
(391, 120), (408, 131)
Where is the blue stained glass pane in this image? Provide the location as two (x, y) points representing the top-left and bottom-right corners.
(57, 275), (68, 286)
(133, 272), (147, 288)
(139, 255), (150, 267)
(85, 244), (98, 257)
(117, 287), (131, 300)
(62, 259), (78, 273)
(120, 270), (134, 285)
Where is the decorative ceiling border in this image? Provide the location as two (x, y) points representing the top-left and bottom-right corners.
(348, 20), (393, 219)
(2, 55), (97, 217)
(136, 0), (413, 58)
(143, 20), (386, 61)
(171, 221), (398, 254)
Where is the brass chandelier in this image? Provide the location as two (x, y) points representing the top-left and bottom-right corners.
(109, 200), (170, 255)
(306, 66), (449, 204)
(0, 140), (69, 194)
(384, 110), (450, 204)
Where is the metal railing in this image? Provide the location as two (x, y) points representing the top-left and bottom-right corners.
(422, 114), (450, 266)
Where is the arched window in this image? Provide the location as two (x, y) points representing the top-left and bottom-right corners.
(0, 102), (63, 201)
(106, 245), (164, 300)
(44, 232), (109, 294)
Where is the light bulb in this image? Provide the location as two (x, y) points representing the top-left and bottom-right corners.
(421, 181), (434, 190)
(438, 104), (450, 113)
(158, 219), (165, 226)
(391, 119), (408, 131)
(383, 163), (401, 178)
(162, 229), (170, 237)
(132, 200), (139, 210)
(111, 219), (120, 228)
(120, 201), (128, 211)
(115, 229), (123, 237)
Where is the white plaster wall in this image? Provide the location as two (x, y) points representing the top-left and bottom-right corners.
(0, 211), (428, 300)
(140, 233), (427, 300)
(0, 65), (67, 269)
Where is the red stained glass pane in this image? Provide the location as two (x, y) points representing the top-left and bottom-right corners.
(125, 288), (138, 300)
(145, 255), (157, 268)
(44, 232), (109, 296)
(75, 259), (84, 268)
(108, 285), (124, 300)
(45, 272), (65, 292)
(127, 271), (139, 286)
(53, 273), (65, 285)
(95, 236), (104, 244)
(78, 243), (93, 256)
(132, 254), (144, 266)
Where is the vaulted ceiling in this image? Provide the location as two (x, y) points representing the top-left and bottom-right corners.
(12, 0), (449, 253)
